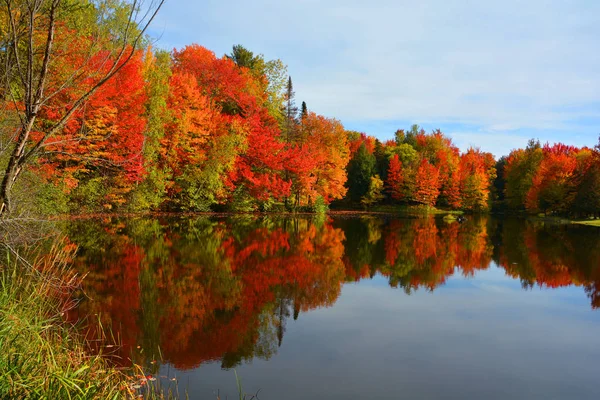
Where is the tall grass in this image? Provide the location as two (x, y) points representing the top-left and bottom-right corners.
(0, 243), (132, 399)
(0, 241), (253, 399)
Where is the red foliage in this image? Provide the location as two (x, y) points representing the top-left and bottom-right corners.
(414, 159), (440, 206)
(386, 154), (404, 201)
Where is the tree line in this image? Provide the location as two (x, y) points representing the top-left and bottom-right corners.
(1, 0), (599, 216)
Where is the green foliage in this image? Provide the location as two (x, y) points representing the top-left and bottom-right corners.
(129, 50), (173, 212)
(374, 139), (388, 181)
(347, 143), (376, 202)
(7, 167), (69, 216)
(505, 139), (543, 210)
(312, 196), (329, 214)
(264, 59), (288, 124)
(228, 186), (257, 212)
(573, 161), (600, 217)
(228, 44), (259, 69)
(461, 174), (488, 211)
(301, 101), (308, 119)
(0, 246), (126, 399)
(386, 143), (418, 167)
(68, 176), (107, 213)
(395, 124), (420, 147)
(493, 156), (507, 202)
(361, 175), (385, 207)
(32, 181), (70, 216)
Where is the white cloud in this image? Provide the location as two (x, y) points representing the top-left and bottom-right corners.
(149, 0), (600, 151)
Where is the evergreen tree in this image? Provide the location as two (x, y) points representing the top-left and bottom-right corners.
(284, 76), (298, 142)
(346, 143), (376, 203)
(493, 156), (507, 202)
(227, 44), (259, 70)
(373, 139), (388, 182)
(301, 101), (308, 119)
(574, 159), (600, 218)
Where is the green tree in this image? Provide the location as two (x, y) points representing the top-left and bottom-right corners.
(347, 143), (376, 203)
(573, 159), (600, 218)
(301, 101), (308, 119)
(493, 156), (508, 202)
(129, 48), (172, 211)
(361, 175), (385, 207)
(504, 139), (543, 210)
(227, 44), (259, 69)
(374, 139), (388, 183)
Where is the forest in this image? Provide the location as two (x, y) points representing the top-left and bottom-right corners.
(1, 0), (599, 218)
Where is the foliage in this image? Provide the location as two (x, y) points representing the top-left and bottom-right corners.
(0, 4), (597, 217)
(346, 143), (376, 203)
(0, 245), (129, 399)
(385, 154), (403, 201)
(361, 175), (385, 207)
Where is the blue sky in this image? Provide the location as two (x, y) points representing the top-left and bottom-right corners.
(148, 0), (600, 157)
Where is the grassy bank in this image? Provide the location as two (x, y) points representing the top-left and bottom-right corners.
(0, 245), (135, 399)
(572, 219), (600, 227)
(528, 215), (600, 227)
(0, 241), (252, 399)
(368, 204), (464, 215)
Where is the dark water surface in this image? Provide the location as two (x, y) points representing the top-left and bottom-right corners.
(66, 215), (600, 399)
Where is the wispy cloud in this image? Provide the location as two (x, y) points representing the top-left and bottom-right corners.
(149, 0), (600, 156)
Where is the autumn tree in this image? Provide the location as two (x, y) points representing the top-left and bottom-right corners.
(0, 0), (165, 216)
(171, 44), (291, 210)
(226, 44), (288, 123)
(414, 158), (440, 207)
(504, 139), (543, 210)
(385, 154), (403, 201)
(43, 49), (149, 210)
(525, 144), (579, 214)
(459, 148), (496, 212)
(290, 112), (350, 206)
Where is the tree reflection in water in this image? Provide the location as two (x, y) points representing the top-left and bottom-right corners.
(64, 215), (600, 371)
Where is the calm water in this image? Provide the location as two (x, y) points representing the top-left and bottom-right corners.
(65, 215), (600, 399)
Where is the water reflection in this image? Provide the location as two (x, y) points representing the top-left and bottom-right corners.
(65, 215), (600, 373)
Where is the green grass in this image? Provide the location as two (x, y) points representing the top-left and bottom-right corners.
(0, 241), (253, 399)
(572, 219), (600, 227)
(529, 214), (600, 227)
(0, 244), (136, 399)
(368, 204), (464, 215)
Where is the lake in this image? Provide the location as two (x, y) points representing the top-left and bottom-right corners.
(65, 215), (600, 399)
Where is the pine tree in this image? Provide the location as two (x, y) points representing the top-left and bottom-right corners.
(301, 101), (308, 119)
(284, 76), (298, 142)
(347, 143), (376, 203)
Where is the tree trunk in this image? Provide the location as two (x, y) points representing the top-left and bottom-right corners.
(0, 126), (31, 216)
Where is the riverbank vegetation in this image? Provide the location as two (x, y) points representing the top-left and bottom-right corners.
(0, 244), (132, 398)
